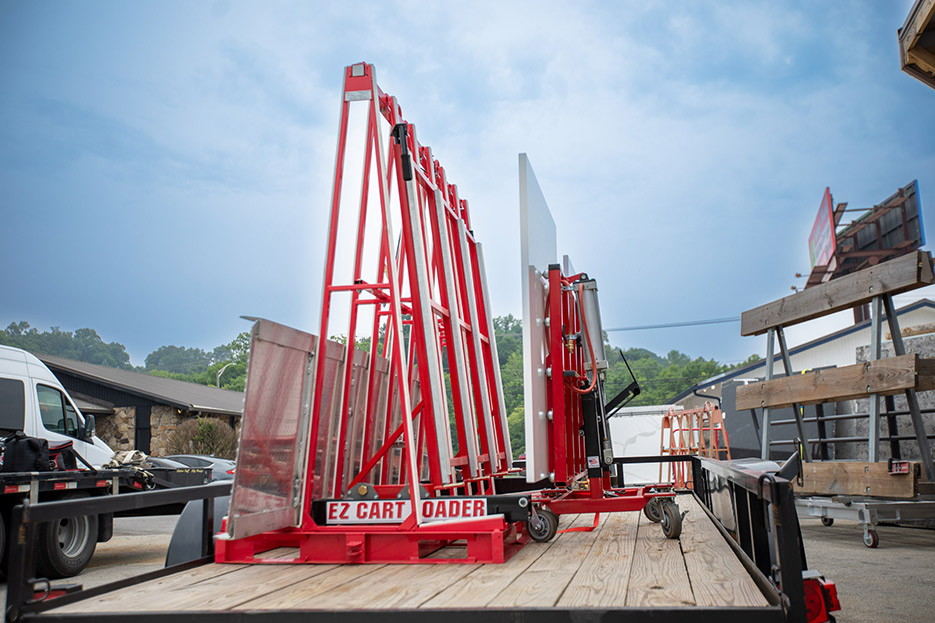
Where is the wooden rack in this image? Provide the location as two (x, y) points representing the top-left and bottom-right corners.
(737, 250), (935, 484)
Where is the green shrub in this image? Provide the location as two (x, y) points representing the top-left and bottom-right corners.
(166, 417), (237, 459)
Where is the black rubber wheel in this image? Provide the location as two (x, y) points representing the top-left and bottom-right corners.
(863, 529), (879, 548)
(36, 492), (98, 579)
(660, 501), (682, 539)
(0, 510), (6, 577)
(643, 498), (663, 523)
(527, 508), (558, 542)
(821, 517), (834, 527)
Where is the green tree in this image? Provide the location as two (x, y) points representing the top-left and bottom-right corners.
(500, 350), (524, 416)
(507, 405), (525, 458)
(492, 314), (522, 366)
(0, 322), (132, 369)
(145, 345), (212, 375)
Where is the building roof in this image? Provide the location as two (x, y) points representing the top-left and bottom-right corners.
(69, 391), (116, 415)
(38, 355), (244, 416)
(667, 298), (935, 404)
(899, 0), (935, 89)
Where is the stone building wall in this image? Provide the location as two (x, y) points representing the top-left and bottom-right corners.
(96, 406), (135, 452)
(835, 333), (935, 461)
(150, 405), (181, 457)
(150, 411), (240, 457)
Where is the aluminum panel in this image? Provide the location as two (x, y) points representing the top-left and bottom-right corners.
(313, 340), (346, 499)
(519, 154), (556, 482)
(227, 319), (317, 540)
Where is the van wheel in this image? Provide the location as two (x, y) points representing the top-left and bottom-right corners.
(36, 492), (98, 579)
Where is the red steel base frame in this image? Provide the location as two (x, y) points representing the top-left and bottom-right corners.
(216, 517), (527, 564)
(534, 485), (676, 515)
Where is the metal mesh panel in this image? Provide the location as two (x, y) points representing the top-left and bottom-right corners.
(314, 340), (346, 499)
(227, 320), (317, 540)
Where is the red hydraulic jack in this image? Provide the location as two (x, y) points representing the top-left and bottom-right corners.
(216, 62), (528, 565)
(518, 157), (682, 543)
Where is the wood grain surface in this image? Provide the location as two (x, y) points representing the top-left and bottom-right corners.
(741, 251), (934, 336)
(49, 495), (769, 615)
(735, 354), (935, 410)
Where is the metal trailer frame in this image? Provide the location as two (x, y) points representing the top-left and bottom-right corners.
(796, 495), (935, 547)
(5, 456), (828, 623)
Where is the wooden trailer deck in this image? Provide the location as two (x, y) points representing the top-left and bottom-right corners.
(46, 495), (771, 618)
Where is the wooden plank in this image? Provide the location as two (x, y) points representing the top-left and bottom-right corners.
(798, 461), (919, 498)
(51, 563), (249, 613)
(740, 251), (934, 336)
(234, 564), (388, 610)
(422, 529), (555, 608)
(886, 321), (935, 339)
(678, 495), (769, 607)
(900, 0), (935, 49)
(625, 511), (695, 607)
(304, 559), (476, 609)
(735, 354), (935, 410)
(556, 510), (639, 607)
(487, 514), (601, 608)
(53, 563), (335, 613)
(256, 547), (301, 560)
(908, 46), (935, 75)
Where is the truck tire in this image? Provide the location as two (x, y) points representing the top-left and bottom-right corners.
(35, 492), (98, 579)
(0, 511), (6, 576)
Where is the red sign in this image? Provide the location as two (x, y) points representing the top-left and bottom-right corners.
(809, 187), (836, 268)
(325, 498), (489, 524)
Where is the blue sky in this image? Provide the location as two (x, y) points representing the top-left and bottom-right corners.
(2, 1), (933, 367)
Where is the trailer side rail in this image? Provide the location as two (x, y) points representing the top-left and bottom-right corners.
(5, 481), (231, 623)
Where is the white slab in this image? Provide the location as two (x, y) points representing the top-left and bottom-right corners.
(520, 154), (557, 482)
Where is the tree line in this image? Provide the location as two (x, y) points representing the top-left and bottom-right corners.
(0, 322), (250, 391)
(1, 319), (757, 455)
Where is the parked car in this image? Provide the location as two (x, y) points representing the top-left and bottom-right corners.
(165, 454), (235, 481)
(141, 456), (190, 469)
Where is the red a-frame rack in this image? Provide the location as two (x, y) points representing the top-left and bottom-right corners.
(216, 62), (527, 565)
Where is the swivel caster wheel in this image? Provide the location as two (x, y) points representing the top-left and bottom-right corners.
(863, 528), (879, 548)
(821, 517), (834, 527)
(660, 501), (683, 539)
(528, 508), (558, 543)
(643, 498), (663, 523)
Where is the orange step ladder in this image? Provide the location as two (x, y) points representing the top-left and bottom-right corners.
(659, 401), (731, 488)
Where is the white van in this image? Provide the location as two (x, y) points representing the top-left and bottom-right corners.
(0, 344), (115, 467)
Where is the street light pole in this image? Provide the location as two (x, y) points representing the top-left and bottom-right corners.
(216, 362), (235, 388)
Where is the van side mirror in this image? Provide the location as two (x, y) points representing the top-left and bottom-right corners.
(82, 414), (96, 441)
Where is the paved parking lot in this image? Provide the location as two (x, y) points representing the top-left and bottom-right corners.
(1, 515), (177, 606)
(800, 517), (935, 623)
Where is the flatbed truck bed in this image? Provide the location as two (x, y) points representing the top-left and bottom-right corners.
(6, 458), (837, 623)
(25, 495), (777, 622)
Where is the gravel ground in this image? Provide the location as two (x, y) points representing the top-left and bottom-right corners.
(3, 513), (933, 621)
